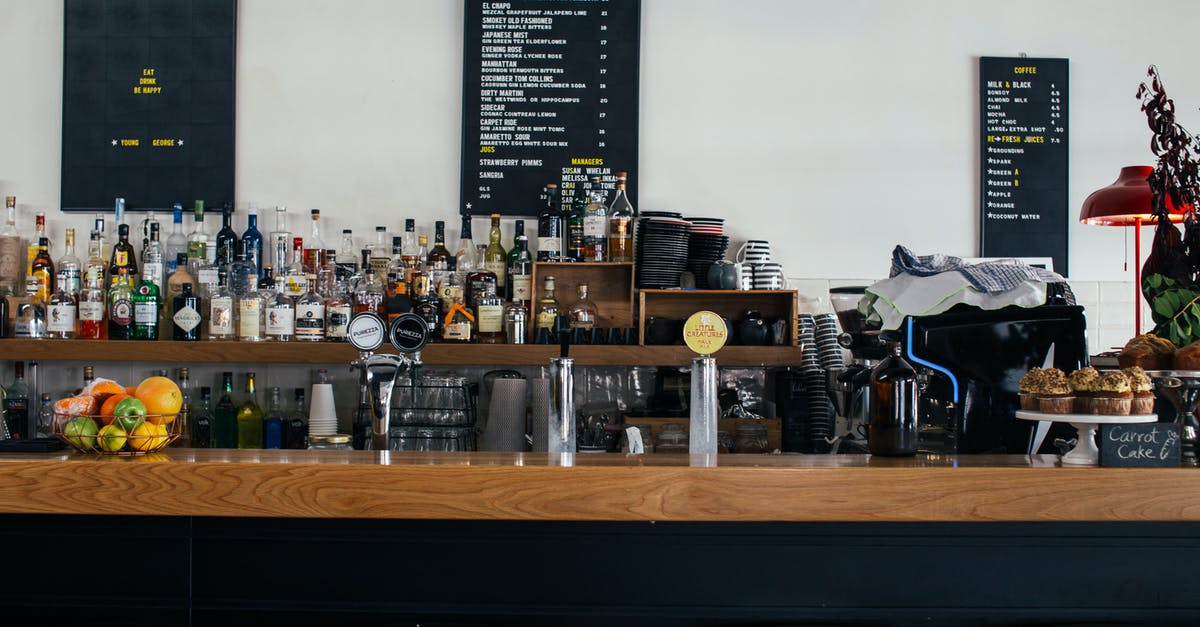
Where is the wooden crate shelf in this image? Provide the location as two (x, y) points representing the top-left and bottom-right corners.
(530, 261), (635, 331)
(638, 289), (798, 346)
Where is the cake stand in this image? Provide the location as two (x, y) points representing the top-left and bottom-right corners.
(1016, 411), (1156, 466)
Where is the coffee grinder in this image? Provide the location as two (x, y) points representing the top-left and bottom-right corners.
(829, 287), (885, 448)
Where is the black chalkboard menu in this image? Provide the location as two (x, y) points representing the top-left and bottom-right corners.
(61, 0), (237, 212)
(978, 57), (1068, 275)
(460, 0), (640, 216)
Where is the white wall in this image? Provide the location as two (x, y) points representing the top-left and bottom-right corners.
(2, 0), (1199, 290)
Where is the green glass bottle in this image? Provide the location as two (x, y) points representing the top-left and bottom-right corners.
(237, 371), (264, 449)
(483, 213), (507, 290)
(212, 372), (238, 448)
(131, 272), (160, 340)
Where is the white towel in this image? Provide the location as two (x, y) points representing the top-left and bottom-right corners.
(864, 271), (1047, 331)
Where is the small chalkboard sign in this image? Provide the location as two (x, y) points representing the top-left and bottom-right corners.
(1100, 423), (1180, 467)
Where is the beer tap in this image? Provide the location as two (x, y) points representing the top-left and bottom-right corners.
(346, 312), (429, 452)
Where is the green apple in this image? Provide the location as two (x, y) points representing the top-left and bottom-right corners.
(96, 424), (128, 453)
(112, 397), (147, 431)
(62, 416), (98, 451)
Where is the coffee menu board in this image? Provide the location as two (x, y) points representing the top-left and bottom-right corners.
(978, 57), (1069, 275)
(460, 0), (640, 216)
(61, 0), (236, 212)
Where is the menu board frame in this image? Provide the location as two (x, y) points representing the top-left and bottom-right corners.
(978, 56), (1069, 275)
(459, 0), (641, 217)
(60, 0), (237, 212)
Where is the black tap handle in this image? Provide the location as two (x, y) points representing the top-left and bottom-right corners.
(556, 314), (571, 359)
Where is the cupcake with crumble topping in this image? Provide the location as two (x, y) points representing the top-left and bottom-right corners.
(1032, 368), (1073, 414)
(1018, 367), (1047, 410)
(1093, 371), (1133, 415)
(1121, 366), (1155, 415)
(1068, 367), (1101, 414)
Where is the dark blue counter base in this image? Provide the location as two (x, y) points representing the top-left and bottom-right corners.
(3, 515), (1197, 626)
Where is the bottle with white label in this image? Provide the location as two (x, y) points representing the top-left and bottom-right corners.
(237, 282), (265, 342)
(582, 175), (609, 261)
(208, 272), (235, 341)
(265, 287), (295, 342)
(294, 276), (325, 342)
(47, 281), (77, 339)
(172, 283), (202, 341)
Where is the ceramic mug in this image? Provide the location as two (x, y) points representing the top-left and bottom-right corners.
(753, 263), (785, 290)
(736, 240), (772, 264)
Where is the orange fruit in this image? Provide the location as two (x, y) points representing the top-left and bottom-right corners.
(83, 379), (125, 399)
(99, 393), (132, 424)
(134, 376), (182, 423)
(125, 386), (137, 397)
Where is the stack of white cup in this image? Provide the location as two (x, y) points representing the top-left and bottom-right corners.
(308, 382), (338, 437)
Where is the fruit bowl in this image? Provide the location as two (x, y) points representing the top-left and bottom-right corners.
(53, 412), (180, 455)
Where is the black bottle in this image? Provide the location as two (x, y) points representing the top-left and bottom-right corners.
(192, 386), (213, 448)
(868, 342), (919, 456)
(172, 283), (201, 341)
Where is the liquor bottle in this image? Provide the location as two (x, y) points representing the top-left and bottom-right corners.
(110, 198), (126, 255)
(324, 262), (352, 342)
(282, 237), (308, 298)
(454, 214), (476, 275)
(608, 171), (634, 262)
(566, 179), (588, 260)
(442, 301), (473, 343)
(215, 205), (237, 267)
(412, 270), (442, 340)
(47, 279), (77, 339)
(294, 271), (325, 342)
(213, 372), (238, 448)
(208, 271), (236, 341)
(385, 276), (412, 325)
(475, 289), (504, 344)
(192, 386), (213, 448)
(354, 256), (384, 315)
(107, 267), (135, 340)
(269, 205), (291, 278)
(12, 292), (44, 339)
(401, 218), (417, 260)
(228, 240), (258, 299)
(302, 209), (325, 273)
(265, 283), (295, 342)
(534, 275), (560, 331)
(337, 228), (357, 281)
(582, 175), (609, 261)
(0, 196), (23, 296)
(370, 226), (391, 277)
(428, 220), (452, 271)
(36, 393), (53, 439)
(173, 367), (193, 447)
(186, 200), (208, 276)
(26, 237), (54, 302)
(504, 296), (528, 344)
(4, 362), (29, 439)
(868, 343), (919, 456)
(568, 281), (598, 330)
(131, 270), (160, 341)
(537, 183), (563, 262)
(139, 211), (160, 261)
(237, 372), (264, 449)
(237, 273), (266, 342)
(165, 203), (187, 273)
(78, 230), (107, 340)
(284, 387), (308, 450)
(109, 223), (139, 285)
(74, 366), (95, 396)
(483, 213), (507, 289)
(26, 212), (48, 281)
(172, 283), (202, 341)
(56, 228), (82, 299)
(166, 252), (194, 305)
(413, 234), (429, 270)
(142, 222), (165, 294)
(387, 236), (405, 289)
(262, 386), (283, 450)
(506, 220), (533, 306)
(242, 202), (264, 276)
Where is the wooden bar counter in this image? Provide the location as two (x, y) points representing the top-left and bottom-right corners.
(1, 449), (1198, 522)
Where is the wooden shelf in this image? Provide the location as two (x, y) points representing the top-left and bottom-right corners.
(0, 339), (804, 367)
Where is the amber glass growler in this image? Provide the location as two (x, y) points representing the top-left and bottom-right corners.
(868, 342), (918, 456)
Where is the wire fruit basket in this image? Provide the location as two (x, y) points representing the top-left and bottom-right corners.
(53, 413), (181, 455)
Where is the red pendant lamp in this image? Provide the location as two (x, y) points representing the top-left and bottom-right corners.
(1079, 165), (1186, 335)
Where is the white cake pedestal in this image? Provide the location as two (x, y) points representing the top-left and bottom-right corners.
(1016, 410), (1157, 466)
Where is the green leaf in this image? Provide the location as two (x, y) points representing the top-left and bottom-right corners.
(1155, 294), (1180, 319)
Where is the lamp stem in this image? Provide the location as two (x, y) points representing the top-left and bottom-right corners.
(1135, 217), (1142, 336)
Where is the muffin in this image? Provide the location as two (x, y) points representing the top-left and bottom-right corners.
(1034, 369), (1074, 414)
(1121, 366), (1156, 415)
(1118, 334), (1176, 370)
(1175, 340), (1200, 371)
(1018, 367), (1046, 410)
(1092, 371), (1133, 415)
(1068, 367), (1101, 414)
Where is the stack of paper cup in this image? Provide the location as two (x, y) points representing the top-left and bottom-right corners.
(308, 382), (338, 437)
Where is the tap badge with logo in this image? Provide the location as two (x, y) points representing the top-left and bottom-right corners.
(683, 310), (728, 356)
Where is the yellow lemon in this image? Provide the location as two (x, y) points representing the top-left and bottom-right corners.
(129, 422), (168, 452)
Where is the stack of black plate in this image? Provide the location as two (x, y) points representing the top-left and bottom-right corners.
(684, 217), (728, 289)
(635, 212), (691, 288)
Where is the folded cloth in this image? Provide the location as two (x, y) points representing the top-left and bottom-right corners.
(864, 271), (1048, 331)
(890, 245), (1075, 304)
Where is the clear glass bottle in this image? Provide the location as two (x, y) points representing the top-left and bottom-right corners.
(262, 386), (283, 450)
(165, 203), (188, 273)
(56, 228), (82, 299)
(568, 281), (598, 330)
(294, 272), (326, 342)
(608, 171), (634, 262)
(172, 283), (202, 341)
(337, 228), (357, 281)
(475, 290), (504, 344)
(354, 258), (384, 315)
(401, 218), (417, 261)
(283, 237), (309, 298)
(370, 226), (391, 276)
(301, 209), (325, 274)
(537, 183), (563, 262)
(582, 175), (609, 261)
(208, 270), (236, 341)
(324, 266), (352, 342)
(174, 367), (193, 447)
(228, 239), (257, 299)
(192, 385), (213, 448)
(483, 213), (507, 290)
(213, 372), (238, 448)
(534, 275), (560, 331)
(387, 236), (406, 289)
(868, 343), (919, 456)
(106, 267), (135, 340)
(237, 274), (265, 342)
(268, 205), (291, 278)
(242, 202), (264, 277)
(12, 292), (45, 339)
(4, 362), (29, 440)
(131, 269), (160, 341)
(78, 229), (107, 340)
(454, 214), (476, 276)
(141, 221), (165, 295)
(506, 220), (533, 307)
(166, 252), (194, 306)
(265, 284), (295, 342)
(36, 393), (53, 439)
(47, 279), (78, 339)
(0, 196), (23, 296)
(237, 372), (263, 449)
(284, 387), (308, 450)
(186, 200), (208, 276)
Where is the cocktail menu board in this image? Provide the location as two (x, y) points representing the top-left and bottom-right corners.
(460, 0), (640, 216)
(978, 57), (1069, 275)
(61, 0), (237, 212)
